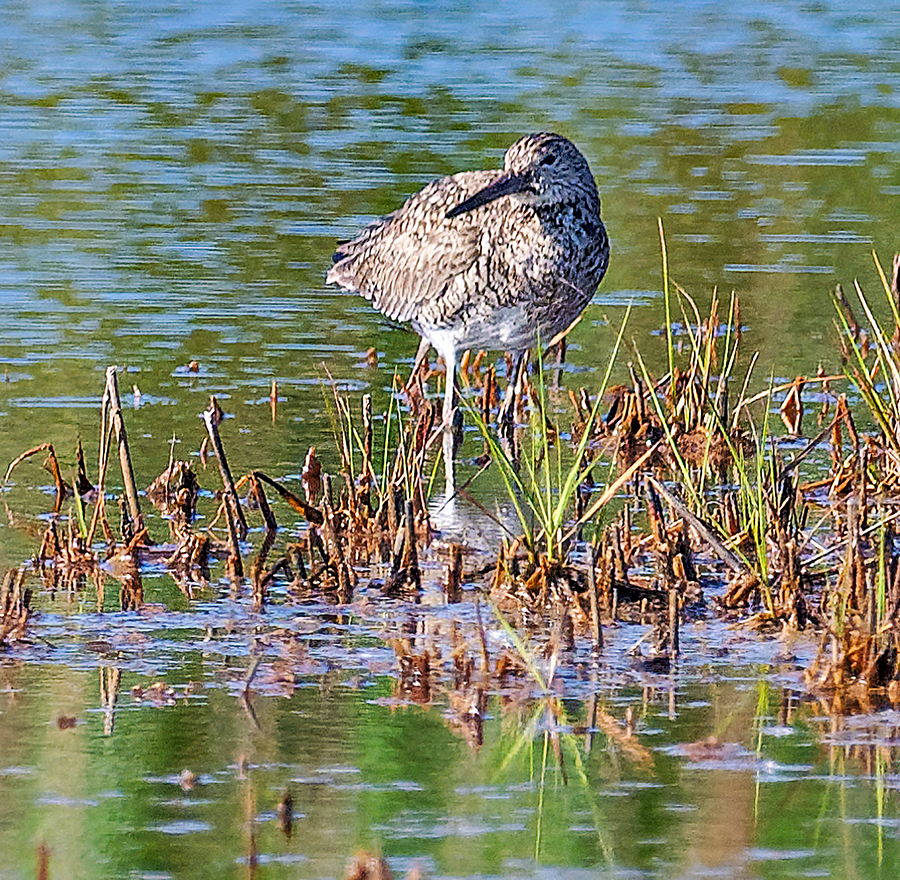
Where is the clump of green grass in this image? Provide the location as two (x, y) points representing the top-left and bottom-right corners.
(834, 252), (900, 459)
(465, 308), (633, 599)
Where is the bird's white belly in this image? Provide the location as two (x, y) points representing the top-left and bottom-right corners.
(415, 302), (534, 363)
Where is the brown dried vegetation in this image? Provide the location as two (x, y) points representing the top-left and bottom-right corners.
(6, 254), (900, 721)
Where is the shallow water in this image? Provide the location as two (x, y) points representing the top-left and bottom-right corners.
(6, 593), (900, 880)
(4, 592), (900, 880)
(2, 1), (900, 877)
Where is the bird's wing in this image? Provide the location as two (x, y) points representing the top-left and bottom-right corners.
(326, 169), (499, 324)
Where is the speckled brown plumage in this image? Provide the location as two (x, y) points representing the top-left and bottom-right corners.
(327, 132), (610, 430)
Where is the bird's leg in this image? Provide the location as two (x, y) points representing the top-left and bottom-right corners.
(441, 352), (462, 490)
(405, 337), (461, 489)
(550, 336), (567, 390)
(443, 422), (457, 493)
(498, 350), (527, 440)
(441, 353), (457, 428)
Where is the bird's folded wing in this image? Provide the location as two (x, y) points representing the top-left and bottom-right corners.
(326, 170), (499, 324)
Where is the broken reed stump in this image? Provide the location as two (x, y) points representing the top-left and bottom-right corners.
(202, 397), (248, 540)
(146, 459), (200, 541)
(277, 789), (293, 838)
(201, 397), (248, 580)
(806, 487), (900, 696)
(319, 472), (355, 600)
(246, 473), (278, 609)
(4, 443), (67, 513)
(345, 852), (394, 880)
(384, 499), (421, 596)
(645, 479), (679, 590)
(668, 586), (679, 658)
(101, 365), (144, 537)
(0, 568), (32, 643)
(445, 543), (464, 603)
(586, 542), (603, 654)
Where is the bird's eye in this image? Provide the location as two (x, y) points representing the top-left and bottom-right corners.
(540, 153), (557, 166)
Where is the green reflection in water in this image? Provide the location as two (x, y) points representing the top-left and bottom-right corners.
(2, 654), (899, 879)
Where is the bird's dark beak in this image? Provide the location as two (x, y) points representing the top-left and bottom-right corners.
(445, 170), (535, 219)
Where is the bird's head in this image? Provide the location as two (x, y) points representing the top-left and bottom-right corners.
(446, 132), (599, 219)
